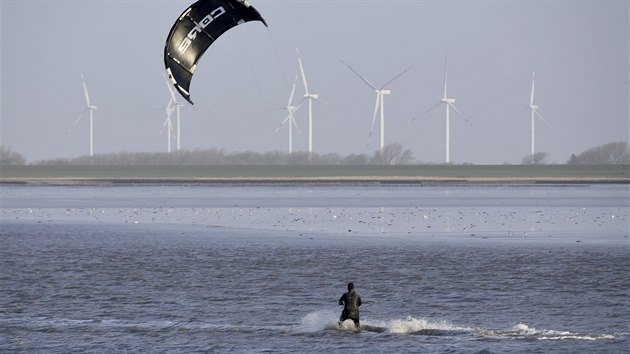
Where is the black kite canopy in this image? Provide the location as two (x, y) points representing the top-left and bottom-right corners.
(164, 0), (267, 104)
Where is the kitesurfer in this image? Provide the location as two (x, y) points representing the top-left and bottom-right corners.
(338, 282), (362, 329)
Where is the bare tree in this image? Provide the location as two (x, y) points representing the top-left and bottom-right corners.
(0, 145), (26, 165)
(522, 152), (549, 165)
(398, 148), (416, 165)
(371, 143), (416, 165)
(380, 143), (403, 165)
(31, 145), (421, 166)
(568, 142), (630, 165)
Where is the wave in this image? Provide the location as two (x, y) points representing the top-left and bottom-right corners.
(296, 311), (619, 342)
(300, 310), (471, 335)
(480, 323), (617, 341)
(3, 315), (620, 343)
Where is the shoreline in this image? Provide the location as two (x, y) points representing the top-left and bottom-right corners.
(1, 165), (628, 186)
(2, 176), (629, 186)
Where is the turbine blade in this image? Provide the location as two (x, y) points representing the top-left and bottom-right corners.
(341, 60), (377, 90)
(410, 101), (442, 121)
(164, 98), (176, 119)
(166, 96), (174, 109)
(535, 110), (551, 127)
(443, 53), (449, 99)
(381, 64), (414, 89)
(530, 71), (536, 106)
(162, 105), (174, 128)
(291, 116), (303, 135)
(69, 110), (88, 133)
(368, 93), (381, 145)
(160, 116), (171, 135)
(288, 74), (299, 106)
(164, 74), (178, 102)
(162, 115), (170, 128)
(81, 74), (91, 106)
(274, 114), (290, 133)
(277, 100), (302, 131)
(295, 96), (307, 107)
(73, 110), (88, 126)
(449, 103), (473, 127)
(312, 96), (333, 107)
(296, 48), (310, 94)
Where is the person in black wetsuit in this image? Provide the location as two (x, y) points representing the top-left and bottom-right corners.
(338, 282), (362, 329)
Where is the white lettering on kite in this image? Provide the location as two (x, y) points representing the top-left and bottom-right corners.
(178, 7), (226, 54)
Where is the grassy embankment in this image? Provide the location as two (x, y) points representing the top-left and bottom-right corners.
(1, 165), (628, 185)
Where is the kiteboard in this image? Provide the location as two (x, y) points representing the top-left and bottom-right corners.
(335, 320), (386, 333)
(359, 324), (387, 333)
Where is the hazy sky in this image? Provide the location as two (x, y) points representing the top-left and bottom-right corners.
(1, 0), (628, 164)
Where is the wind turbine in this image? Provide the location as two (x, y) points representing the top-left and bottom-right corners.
(342, 61), (412, 154)
(275, 74), (302, 154)
(162, 97), (175, 153)
(411, 55), (471, 164)
(296, 47), (321, 155)
(71, 74), (97, 157)
(529, 70), (550, 158)
(164, 75), (184, 151)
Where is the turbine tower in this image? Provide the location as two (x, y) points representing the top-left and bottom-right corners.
(529, 70), (549, 158)
(342, 61), (412, 154)
(411, 55), (471, 164)
(162, 88), (175, 153)
(164, 75), (184, 151)
(71, 74), (98, 157)
(275, 74), (302, 154)
(162, 101), (175, 153)
(296, 48), (320, 155)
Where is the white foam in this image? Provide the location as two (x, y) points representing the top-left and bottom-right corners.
(298, 309), (339, 332)
(538, 328), (615, 341)
(297, 312), (466, 334)
(491, 323), (615, 341)
(511, 323), (538, 335)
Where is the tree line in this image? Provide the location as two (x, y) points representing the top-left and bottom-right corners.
(566, 142), (630, 165)
(520, 142), (630, 165)
(8, 143), (415, 166)
(1, 142), (628, 166)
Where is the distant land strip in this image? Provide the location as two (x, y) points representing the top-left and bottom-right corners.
(1, 165), (628, 185)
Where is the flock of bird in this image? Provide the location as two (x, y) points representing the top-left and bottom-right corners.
(5, 204), (626, 240)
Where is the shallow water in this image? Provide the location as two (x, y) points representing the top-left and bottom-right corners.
(1, 185), (629, 353)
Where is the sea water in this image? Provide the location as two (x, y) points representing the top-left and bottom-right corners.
(1, 184), (628, 353)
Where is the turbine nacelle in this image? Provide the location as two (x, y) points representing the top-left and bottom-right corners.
(305, 93), (319, 99)
(378, 89), (391, 95)
(530, 104), (538, 110)
(443, 98), (455, 104)
(286, 105), (299, 114)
